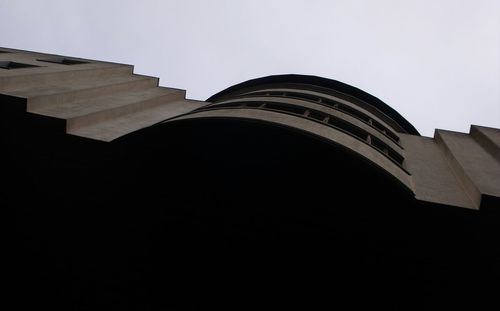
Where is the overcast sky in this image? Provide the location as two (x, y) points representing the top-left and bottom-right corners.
(1, 0), (499, 136)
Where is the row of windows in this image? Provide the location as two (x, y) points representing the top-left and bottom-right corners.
(199, 101), (406, 169)
(244, 91), (400, 144)
(0, 57), (88, 70)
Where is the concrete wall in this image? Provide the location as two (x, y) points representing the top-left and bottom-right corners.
(1, 47), (499, 210)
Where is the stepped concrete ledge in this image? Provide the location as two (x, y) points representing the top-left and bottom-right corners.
(0, 64), (134, 91)
(434, 128), (500, 209)
(0, 47), (208, 141)
(400, 133), (477, 210)
(69, 99), (205, 141)
(470, 125), (500, 163)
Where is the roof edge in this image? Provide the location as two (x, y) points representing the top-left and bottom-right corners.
(207, 74), (420, 136)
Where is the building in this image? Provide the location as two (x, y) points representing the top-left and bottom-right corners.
(4, 48), (500, 309)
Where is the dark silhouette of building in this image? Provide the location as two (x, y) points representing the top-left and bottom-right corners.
(3, 48), (500, 310)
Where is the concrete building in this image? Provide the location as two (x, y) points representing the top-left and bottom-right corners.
(4, 48), (500, 310)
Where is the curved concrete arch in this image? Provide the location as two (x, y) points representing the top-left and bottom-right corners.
(237, 88), (402, 140)
(207, 74), (419, 135)
(203, 96), (403, 155)
(160, 108), (413, 192)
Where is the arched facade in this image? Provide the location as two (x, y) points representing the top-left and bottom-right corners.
(163, 74), (416, 192)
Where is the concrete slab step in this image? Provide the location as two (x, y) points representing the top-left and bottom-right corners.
(435, 129), (500, 208)
(400, 133), (476, 210)
(30, 86), (184, 119)
(0, 63), (134, 92)
(8, 74), (159, 111)
(66, 87), (186, 132)
(69, 99), (206, 141)
(470, 125), (500, 162)
(9, 73), (157, 99)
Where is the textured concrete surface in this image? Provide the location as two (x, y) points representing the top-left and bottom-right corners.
(209, 95), (403, 155)
(241, 87), (405, 134)
(401, 133), (477, 209)
(0, 47), (206, 141)
(471, 125), (500, 162)
(436, 128), (500, 206)
(1, 47), (498, 208)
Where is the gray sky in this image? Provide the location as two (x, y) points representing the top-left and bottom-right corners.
(1, 0), (499, 137)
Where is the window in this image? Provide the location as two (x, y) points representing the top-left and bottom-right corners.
(286, 92), (319, 103)
(371, 137), (404, 165)
(307, 110), (327, 122)
(265, 103), (305, 115)
(37, 57), (88, 65)
(337, 104), (371, 122)
(372, 120), (399, 142)
(0, 61), (39, 69)
(242, 102), (263, 108)
(328, 117), (369, 141)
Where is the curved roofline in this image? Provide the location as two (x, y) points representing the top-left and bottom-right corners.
(207, 74), (419, 135)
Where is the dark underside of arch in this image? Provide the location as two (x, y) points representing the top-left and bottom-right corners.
(118, 116), (413, 205)
(8, 113), (497, 310)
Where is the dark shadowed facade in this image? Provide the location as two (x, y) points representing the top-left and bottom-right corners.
(4, 48), (500, 310)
